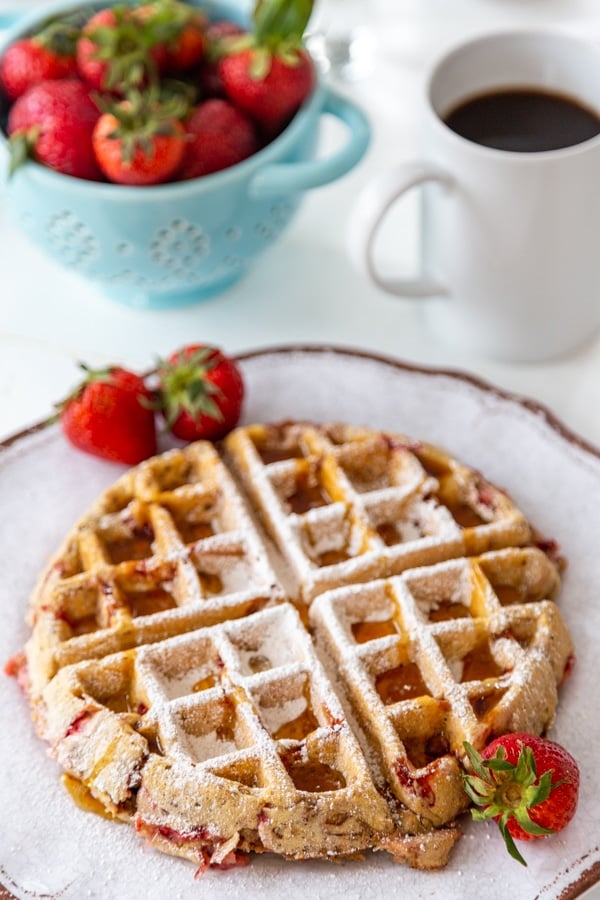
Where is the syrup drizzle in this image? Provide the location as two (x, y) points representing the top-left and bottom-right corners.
(352, 619), (398, 643)
(376, 662), (430, 704)
(286, 759), (346, 793)
(427, 599), (471, 623)
(461, 641), (505, 682)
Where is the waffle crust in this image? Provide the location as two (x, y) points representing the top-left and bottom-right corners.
(21, 423), (574, 874)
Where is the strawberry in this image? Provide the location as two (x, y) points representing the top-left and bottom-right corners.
(57, 364), (157, 465)
(463, 734), (580, 866)
(198, 20), (247, 98)
(92, 89), (188, 186)
(217, 0), (316, 134)
(156, 345), (244, 442)
(136, 0), (208, 73)
(162, 12), (206, 72)
(7, 78), (102, 179)
(0, 18), (79, 101)
(179, 99), (258, 179)
(76, 6), (166, 93)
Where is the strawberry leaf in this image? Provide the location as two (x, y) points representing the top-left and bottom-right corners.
(463, 741), (491, 780)
(249, 46), (272, 80)
(156, 347), (225, 429)
(512, 807), (554, 837)
(253, 0), (314, 50)
(52, 362), (117, 417)
(7, 129), (37, 177)
(35, 19), (80, 56)
(498, 816), (528, 866)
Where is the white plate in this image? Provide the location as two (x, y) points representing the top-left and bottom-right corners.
(1, 345), (599, 900)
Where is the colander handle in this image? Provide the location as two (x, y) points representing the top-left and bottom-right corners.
(248, 90), (370, 198)
(0, 11), (22, 28)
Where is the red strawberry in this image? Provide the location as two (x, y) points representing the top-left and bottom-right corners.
(198, 20), (247, 98)
(136, 1), (207, 73)
(76, 7), (166, 93)
(0, 21), (79, 102)
(57, 364), (157, 465)
(463, 734), (580, 866)
(163, 13), (206, 71)
(92, 90), (187, 186)
(217, 0), (315, 133)
(219, 48), (314, 134)
(179, 99), (258, 179)
(8, 78), (102, 180)
(156, 345), (244, 442)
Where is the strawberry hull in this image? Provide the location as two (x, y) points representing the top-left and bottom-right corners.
(0, 0), (370, 308)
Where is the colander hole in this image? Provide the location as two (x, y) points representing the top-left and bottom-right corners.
(254, 223), (274, 239)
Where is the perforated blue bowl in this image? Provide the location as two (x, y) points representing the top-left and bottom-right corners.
(0, 0), (370, 308)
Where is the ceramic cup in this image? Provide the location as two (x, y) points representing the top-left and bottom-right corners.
(349, 30), (600, 362)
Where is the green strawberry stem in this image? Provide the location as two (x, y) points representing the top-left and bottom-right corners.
(97, 88), (190, 163)
(217, 0), (314, 74)
(85, 6), (166, 91)
(35, 18), (81, 56)
(45, 362), (116, 425)
(157, 347), (224, 428)
(7, 126), (40, 177)
(253, 0), (314, 50)
(140, 0), (202, 40)
(462, 741), (558, 866)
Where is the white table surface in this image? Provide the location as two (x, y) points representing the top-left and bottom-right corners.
(0, 2), (599, 898)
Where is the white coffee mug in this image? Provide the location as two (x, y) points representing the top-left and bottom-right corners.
(349, 30), (600, 362)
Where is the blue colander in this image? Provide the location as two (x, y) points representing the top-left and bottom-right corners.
(0, 0), (371, 308)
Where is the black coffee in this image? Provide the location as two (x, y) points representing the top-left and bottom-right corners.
(443, 88), (600, 152)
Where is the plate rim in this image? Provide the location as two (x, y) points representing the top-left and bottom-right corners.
(1, 342), (599, 900)
(2, 343), (599, 463)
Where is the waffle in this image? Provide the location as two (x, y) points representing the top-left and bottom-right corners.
(18, 423), (574, 874)
(223, 422), (532, 602)
(43, 604), (403, 866)
(310, 547), (571, 832)
(26, 440), (283, 701)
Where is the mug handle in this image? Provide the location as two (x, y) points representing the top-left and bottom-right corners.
(249, 90), (371, 198)
(348, 162), (453, 297)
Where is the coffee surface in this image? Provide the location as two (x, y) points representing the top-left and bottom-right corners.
(444, 88), (600, 152)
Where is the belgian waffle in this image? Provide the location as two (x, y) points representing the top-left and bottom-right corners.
(223, 422), (532, 601)
(26, 440), (283, 700)
(19, 423), (574, 873)
(310, 547), (571, 833)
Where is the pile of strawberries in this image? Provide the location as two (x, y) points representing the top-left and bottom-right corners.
(0, 0), (316, 185)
